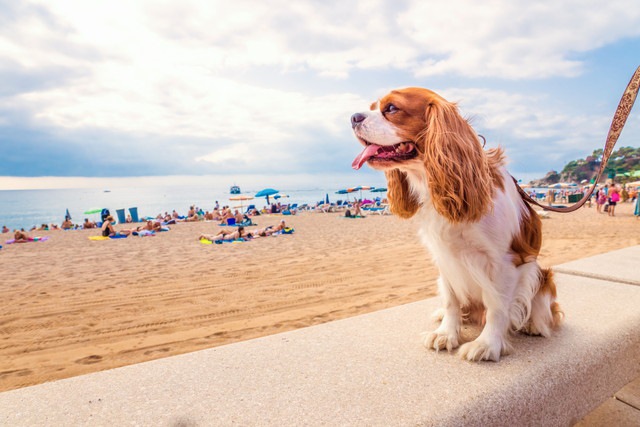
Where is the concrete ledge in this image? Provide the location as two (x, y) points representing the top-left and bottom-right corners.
(554, 245), (640, 286)
(2, 249), (640, 426)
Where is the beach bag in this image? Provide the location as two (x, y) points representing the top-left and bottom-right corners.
(604, 203), (609, 212)
(611, 192), (620, 203)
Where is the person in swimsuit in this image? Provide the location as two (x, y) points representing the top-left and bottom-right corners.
(14, 230), (31, 243)
(608, 187), (620, 217)
(199, 226), (251, 242)
(101, 216), (132, 237)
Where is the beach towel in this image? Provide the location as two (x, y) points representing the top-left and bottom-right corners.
(88, 234), (128, 241)
(201, 237), (248, 245)
(272, 227), (295, 236)
(5, 236), (49, 244)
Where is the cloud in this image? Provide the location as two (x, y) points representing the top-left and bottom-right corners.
(439, 85), (640, 176)
(398, 0), (640, 78)
(0, 0), (639, 185)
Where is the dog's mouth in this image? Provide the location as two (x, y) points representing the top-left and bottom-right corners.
(352, 138), (418, 170)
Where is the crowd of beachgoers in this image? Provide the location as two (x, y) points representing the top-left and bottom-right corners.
(528, 183), (639, 217)
(2, 196), (391, 245)
(5, 183), (639, 243)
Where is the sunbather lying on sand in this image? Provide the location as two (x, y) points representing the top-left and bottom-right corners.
(199, 226), (252, 242)
(14, 230), (31, 243)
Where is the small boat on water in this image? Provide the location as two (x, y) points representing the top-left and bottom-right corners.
(230, 185), (241, 194)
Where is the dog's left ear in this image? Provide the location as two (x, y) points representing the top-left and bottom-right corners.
(422, 100), (493, 223)
(385, 169), (420, 218)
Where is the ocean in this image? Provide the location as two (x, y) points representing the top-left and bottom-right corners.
(0, 183), (374, 231)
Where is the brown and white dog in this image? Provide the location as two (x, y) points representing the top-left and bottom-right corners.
(351, 87), (563, 361)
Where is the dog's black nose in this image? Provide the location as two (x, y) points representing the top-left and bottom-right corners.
(351, 113), (366, 128)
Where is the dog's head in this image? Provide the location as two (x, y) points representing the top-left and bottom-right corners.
(351, 87), (502, 222)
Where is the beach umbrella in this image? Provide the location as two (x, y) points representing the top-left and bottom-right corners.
(550, 183), (575, 189)
(274, 194), (289, 200)
(371, 187), (387, 193)
(65, 208), (71, 221)
(83, 207), (104, 223)
(230, 195), (254, 210)
(336, 187), (359, 201)
(325, 193), (330, 204)
(255, 188), (279, 204)
(83, 208), (103, 215)
(352, 185), (373, 200)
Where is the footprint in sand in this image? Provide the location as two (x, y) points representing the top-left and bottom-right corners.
(75, 354), (103, 364)
(143, 347), (170, 356)
(0, 368), (33, 379)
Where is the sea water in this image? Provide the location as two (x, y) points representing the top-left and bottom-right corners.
(0, 184), (367, 231)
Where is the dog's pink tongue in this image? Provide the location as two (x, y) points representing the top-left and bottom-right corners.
(352, 144), (381, 170)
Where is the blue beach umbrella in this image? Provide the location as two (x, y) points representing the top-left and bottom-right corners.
(325, 193), (330, 204)
(371, 187), (387, 192)
(255, 188), (279, 205)
(65, 208), (71, 221)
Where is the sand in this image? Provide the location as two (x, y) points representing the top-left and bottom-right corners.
(1, 202), (639, 392)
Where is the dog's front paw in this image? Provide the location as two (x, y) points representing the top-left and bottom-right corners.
(458, 338), (508, 362)
(423, 328), (459, 352)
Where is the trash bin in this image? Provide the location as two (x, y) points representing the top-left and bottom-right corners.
(568, 193), (583, 203)
(129, 207), (139, 222)
(116, 209), (126, 224)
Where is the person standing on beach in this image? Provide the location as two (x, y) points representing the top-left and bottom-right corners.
(596, 188), (606, 213)
(608, 187), (620, 217)
(546, 188), (555, 205)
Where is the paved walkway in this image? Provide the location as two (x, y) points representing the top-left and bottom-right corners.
(1, 247), (639, 426)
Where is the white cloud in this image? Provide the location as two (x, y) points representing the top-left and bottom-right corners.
(437, 86), (620, 172)
(399, 0), (640, 78)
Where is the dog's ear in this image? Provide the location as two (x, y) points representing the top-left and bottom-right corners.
(422, 100), (494, 223)
(385, 168), (420, 218)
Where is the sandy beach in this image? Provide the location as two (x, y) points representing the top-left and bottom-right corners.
(1, 202), (639, 392)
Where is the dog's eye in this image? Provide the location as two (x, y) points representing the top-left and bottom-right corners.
(383, 104), (399, 114)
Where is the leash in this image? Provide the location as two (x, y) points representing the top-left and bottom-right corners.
(515, 65), (640, 213)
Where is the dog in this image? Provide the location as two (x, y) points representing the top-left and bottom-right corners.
(350, 87), (563, 361)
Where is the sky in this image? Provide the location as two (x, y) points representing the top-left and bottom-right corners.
(1, 0), (640, 190)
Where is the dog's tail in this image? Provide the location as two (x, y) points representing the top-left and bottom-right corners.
(522, 267), (563, 336)
(540, 268), (564, 328)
